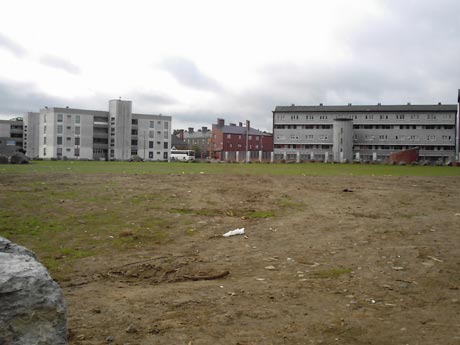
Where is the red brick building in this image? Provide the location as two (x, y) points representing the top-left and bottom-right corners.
(210, 118), (273, 161)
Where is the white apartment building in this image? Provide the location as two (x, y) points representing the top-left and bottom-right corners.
(23, 99), (172, 161)
(273, 102), (459, 163)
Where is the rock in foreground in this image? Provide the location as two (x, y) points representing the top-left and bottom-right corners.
(0, 236), (67, 344)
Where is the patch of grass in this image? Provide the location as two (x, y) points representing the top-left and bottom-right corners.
(170, 208), (219, 216)
(1, 161), (459, 176)
(244, 210), (275, 218)
(313, 268), (353, 278)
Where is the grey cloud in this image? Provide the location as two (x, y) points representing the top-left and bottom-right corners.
(160, 57), (224, 92)
(0, 80), (64, 115)
(132, 92), (177, 106)
(39, 55), (81, 75)
(0, 33), (26, 57)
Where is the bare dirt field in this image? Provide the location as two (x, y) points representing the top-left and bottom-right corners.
(2, 169), (460, 344)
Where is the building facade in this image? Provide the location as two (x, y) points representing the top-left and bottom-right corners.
(23, 99), (172, 161)
(211, 118), (273, 161)
(0, 117), (25, 156)
(175, 127), (211, 158)
(273, 103), (458, 163)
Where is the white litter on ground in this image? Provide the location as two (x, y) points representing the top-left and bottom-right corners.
(223, 228), (245, 237)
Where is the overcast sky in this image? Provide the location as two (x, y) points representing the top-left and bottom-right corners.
(1, 0), (459, 131)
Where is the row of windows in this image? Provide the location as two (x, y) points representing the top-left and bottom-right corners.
(53, 114), (81, 124)
(362, 135), (452, 141)
(43, 147), (80, 156)
(224, 134), (262, 140)
(276, 114), (453, 121)
(130, 140), (169, 149)
(129, 150), (168, 160)
(44, 125), (81, 135)
(277, 134), (453, 142)
(226, 144), (262, 149)
(274, 144), (332, 149)
(274, 144), (454, 151)
(130, 129), (169, 139)
(274, 125), (332, 129)
(43, 136), (81, 145)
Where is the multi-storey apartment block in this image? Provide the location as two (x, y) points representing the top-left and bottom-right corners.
(273, 102), (458, 163)
(0, 117), (25, 156)
(23, 99), (172, 161)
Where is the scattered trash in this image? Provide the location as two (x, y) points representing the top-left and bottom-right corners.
(455, 213), (460, 217)
(256, 278), (265, 281)
(199, 171), (204, 174)
(427, 256), (443, 262)
(108, 235), (114, 239)
(392, 266), (404, 271)
(265, 265), (276, 270)
(342, 188), (354, 192)
(223, 228), (245, 237)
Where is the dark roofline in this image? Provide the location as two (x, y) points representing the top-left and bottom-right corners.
(274, 104), (457, 113)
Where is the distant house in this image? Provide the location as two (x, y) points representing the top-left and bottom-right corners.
(174, 127), (211, 158)
(210, 118), (273, 161)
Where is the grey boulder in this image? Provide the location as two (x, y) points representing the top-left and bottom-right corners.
(0, 236), (67, 344)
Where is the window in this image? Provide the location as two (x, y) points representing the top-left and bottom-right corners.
(131, 150), (138, 156)
(74, 148), (80, 157)
(149, 141), (154, 149)
(149, 152), (153, 159)
(66, 137), (71, 141)
(149, 121), (155, 128)
(164, 131), (168, 139)
(76, 115), (80, 124)
(75, 126), (80, 135)
(67, 126), (71, 130)
(57, 125), (63, 134)
(66, 148), (71, 152)
(131, 140), (138, 146)
(57, 147), (62, 156)
(132, 129), (138, 135)
(132, 119), (138, 125)
(164, 122), (168, 130)
(43, 148), (46, 156)
(249, 136), (252, 140)
(149, 131), (154, 138)
(427, 135), (436, 141)
(57, 114), (63, 122)
(57, 137), (62, 145)
(164, 142), (168, 149)
(43, 137), (47, 145)
(75, 137), (80, 146)
(163, 152), (168, 159)
(227, 134), (231, 139)
(44, 115), (47, 123)
(44, 125), (47, 134)
(306, 134), (313, 140)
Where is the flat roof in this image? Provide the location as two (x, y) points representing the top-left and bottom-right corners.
(274, 104), (457, 113)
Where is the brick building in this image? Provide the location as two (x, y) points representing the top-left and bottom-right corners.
(210, 118), (273, 161)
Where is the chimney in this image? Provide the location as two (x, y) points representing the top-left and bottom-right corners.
(202, 126), (208, 132)
(246, 120), (250, 129)
(239, 122), (243, 127)
(217, 118), (225, 126)
(188, 127), (194, 133)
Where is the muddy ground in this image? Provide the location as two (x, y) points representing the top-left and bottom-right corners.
(15, 173), (460, 344)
